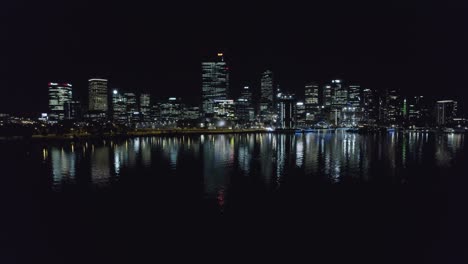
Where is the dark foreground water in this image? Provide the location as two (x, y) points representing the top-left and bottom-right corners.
(1, 132), (467, 263)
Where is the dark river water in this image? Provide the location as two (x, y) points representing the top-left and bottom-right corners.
(1, 132), (467, 263)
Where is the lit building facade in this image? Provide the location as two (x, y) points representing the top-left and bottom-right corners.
(348, 85), (361, 108)
(140, 93), (151, 122)
(295, 102), (306, 127)
(384, 89), (400, 125)
(202, 53), (229, 115)
(213, 100), (235, 120)
(112, 89), (127, 124)
(260, 70), (274, 119)
(236, 86), (255, 123)
(278, 93), (295, 129)
(159, 97), (182, 124)
(322, 84), (333, 109)
(48, 82), (73, 121)
(331, 79), (347, 110)
(362, 88), (379, 124)
(64, 101), (82, 120)
(124, 92), (139, 123)
(182, 106), (200, 120)
(436, 100), (457, 126)
(304, 82), (320, 122)
(88, 79), (108, 113)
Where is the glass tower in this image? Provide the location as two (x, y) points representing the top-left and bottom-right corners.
(202, 53), (229, 115)
(260, 70), (274, 116)
(88, 79), (108, 112)
(48, 82), (73, 121)
(304, 82), (320, 121)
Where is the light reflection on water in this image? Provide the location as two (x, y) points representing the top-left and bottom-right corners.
(42, 133), (465, 194)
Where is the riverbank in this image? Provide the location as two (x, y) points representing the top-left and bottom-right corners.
(14, 128), (271, 141)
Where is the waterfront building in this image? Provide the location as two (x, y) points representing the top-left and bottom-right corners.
(140, 93), (151, 122)
(48, 82), (72, 121)
(436, 100), (458, 126)
(278, 93), (296, 129)
(202, 53), (229, 115)
(112, 89), (127, 124)
(88, 79), (108, 113)
(304, 82), (320, 122)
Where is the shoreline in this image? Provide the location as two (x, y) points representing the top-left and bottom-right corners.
(0, 127), (466, 142)
(4, 128), (271, 141)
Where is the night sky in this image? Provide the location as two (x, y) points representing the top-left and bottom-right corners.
(1, 0), (467, 115)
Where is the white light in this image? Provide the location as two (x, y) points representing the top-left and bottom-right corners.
(113, 90), (118, 95)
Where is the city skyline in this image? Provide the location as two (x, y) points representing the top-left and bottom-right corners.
(22, 65), (461, 132)
(2, 62), (468, 118)
(2, 2), (468, 115)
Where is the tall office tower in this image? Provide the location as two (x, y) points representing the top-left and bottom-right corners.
(273, 84), (282, 119)
(64, 101), (82, 120)
(322, 84), (333, 108)
(278, 93), (296, 129)
(124, 92), (138, 123)
(304, 82), (320, 121)
(384, 89), (400, 125)
(295, 102), (306, 127)
(236, 86), (255, 123)
(150, 104), (160, 123)
(362, 88), (378, 124)
(48, 82), (73, 121)
(348, 85), (361, 108)
(182, 106), (200, 120)
(342, 84), (363, 126)
(260, 70), (274, 117)
(112, 89), (127, 124)
(160, 97), (182, 124)
(140, 93), (151, 122)
(436, 100), (458, 126)
(88, 79), (108, 113)
(331, 79), (347, 110)
(408, 96), (429, 126)
(202, 53), (229, 115)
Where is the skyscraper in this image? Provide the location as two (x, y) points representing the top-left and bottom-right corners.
(348, 85), (361, 108)
(304, 82), (320, 121)
(236, 86), (255, 123)
(160, 97), (182, 124)
(260, 70), (274, 117)
(408, 96), (429, 127)
(362, 88), (378, 124)
(436, 100), (457, 126)
(48, 82), (72, 121)
(64, 101), (82, 120)
(322, 84), (333, 108)
(124, 92), (139, 123)
(202, 53), (229, 115)
(112, 89), (127, 124)
(331, 79), (347, 110)
(88, 79), (108, 113)
(140, 93), (151, 122)
(295, 102), (306, 127)
(278, 93), (295, 129)
(384, 89), (400, 125)
(342, 84), (362, 126)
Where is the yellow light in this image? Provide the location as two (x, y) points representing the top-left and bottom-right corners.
(217, 53), (223, 57)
